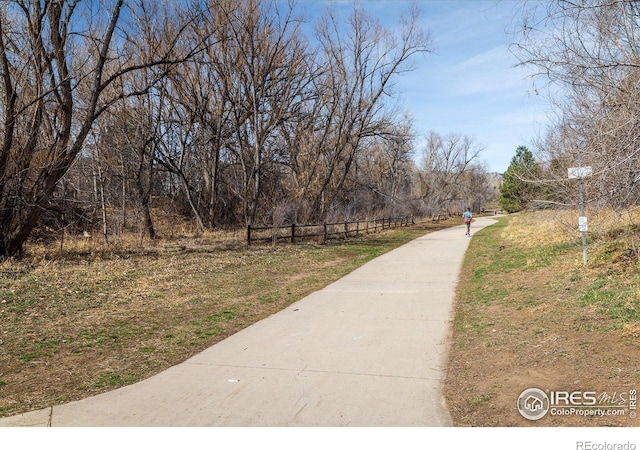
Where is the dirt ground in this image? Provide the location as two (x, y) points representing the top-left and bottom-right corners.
(444, 298), (639, 426)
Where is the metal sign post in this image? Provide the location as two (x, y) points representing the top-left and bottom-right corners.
(568, 167), (592, 266)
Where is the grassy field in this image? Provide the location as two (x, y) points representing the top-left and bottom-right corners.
(444, 210), (640, 426)
(0, 219), (453, 418)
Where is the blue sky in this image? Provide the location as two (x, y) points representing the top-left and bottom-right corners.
(295, 1), (551, 174)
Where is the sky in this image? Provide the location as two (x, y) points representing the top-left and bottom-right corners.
(295, 1), (552, 174)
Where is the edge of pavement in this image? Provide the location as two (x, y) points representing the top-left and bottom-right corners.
(0, 217), (497, 427)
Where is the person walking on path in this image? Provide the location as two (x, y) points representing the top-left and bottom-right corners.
(463, 208), (473, 236)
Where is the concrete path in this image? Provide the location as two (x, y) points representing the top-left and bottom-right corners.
(1, 218), (496, 427)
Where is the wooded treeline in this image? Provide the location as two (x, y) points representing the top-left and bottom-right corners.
(0, 0), (494, 256)
(507, 0), (640, 216)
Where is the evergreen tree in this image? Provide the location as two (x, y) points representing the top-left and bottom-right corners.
(498, 146), (540, 212)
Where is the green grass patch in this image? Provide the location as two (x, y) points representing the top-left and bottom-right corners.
(466, 393), (494, 406)
(206, 309), (237, 322)
(579, 277), (640, 325)
(90, 372), (124, 389)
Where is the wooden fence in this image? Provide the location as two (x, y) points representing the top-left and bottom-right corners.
(247, 215), (414, 246)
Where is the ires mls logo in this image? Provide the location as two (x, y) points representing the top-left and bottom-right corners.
(518, 387), (638, 421)
(518, 388), (550, 420)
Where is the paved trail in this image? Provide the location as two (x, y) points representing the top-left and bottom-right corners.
(0, 218), (496, 427)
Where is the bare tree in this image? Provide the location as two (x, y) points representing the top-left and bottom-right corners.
(304, 2), (432, 221)
(99, 92), (162, 240)
(151, 0), (239, 230)
(0, 0), (204, 256)
(154, 90), (208, 232)
(350, 118), (416, 216)
(223, 0), (310, 226)
(513, 0), (640, 211)
(419, 131), (484, 215)
(0, 1), (440, 250)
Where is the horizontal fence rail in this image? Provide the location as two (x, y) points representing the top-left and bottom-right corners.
(247, 215), (414, 246)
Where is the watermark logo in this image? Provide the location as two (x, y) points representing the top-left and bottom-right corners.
(577, 442), (636, 450)
(517, 387), (550, 420)
(518, 387), (637, 421)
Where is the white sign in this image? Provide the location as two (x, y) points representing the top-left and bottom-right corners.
(568, 167), (592, 179)
(579, 216), (588, 232)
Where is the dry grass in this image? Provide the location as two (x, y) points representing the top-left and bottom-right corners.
(502, 208), (640, 247)
(0, 219), (454, 418)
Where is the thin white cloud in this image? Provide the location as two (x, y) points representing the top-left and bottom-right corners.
(447, 45), (529, 96)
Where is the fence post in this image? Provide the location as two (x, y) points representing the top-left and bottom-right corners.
(247, 225), (252, 246)
(344, 221), (348, 239)
(323, 223), (328, 244)
(291, 223), (296, 243)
